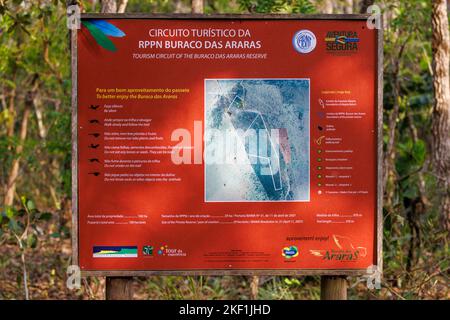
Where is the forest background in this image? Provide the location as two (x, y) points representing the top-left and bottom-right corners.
(0, 0), (448, 300)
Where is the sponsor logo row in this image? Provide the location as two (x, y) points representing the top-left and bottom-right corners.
(92, 245), (186, 258)
(293, 30), (360, 54)
(93, 235), (366, 263)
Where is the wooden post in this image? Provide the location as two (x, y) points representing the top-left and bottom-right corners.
(97, 1), (136, 302)
(105, 277), (134, 300)
(320, 276), (347, 300)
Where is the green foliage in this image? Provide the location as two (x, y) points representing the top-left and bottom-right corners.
(126, 0), (185, 13)
(0, 0), (447, 300)
(237, 0), (315, 13)
(0, 195), (48, 250)
(0, 1), (71, 208)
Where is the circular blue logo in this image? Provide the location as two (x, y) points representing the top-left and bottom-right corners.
(292, 30), (317, 54)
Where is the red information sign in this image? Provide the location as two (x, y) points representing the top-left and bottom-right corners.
(72, 15), (382, 275)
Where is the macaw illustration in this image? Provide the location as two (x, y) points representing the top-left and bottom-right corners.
(309, 235), (368, 259)
(81, 20), (125, 52)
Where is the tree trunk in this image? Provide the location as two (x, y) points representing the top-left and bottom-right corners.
(383, 41), (408, 211)
(323, 0), (333, 14)
(406, 111), (427, 201)
(34, 93), (46, 139)
(118, 0), (128, 13)
(174, 0), (186, 13)
(381, 9), (403, 233)
(359, 0), (374, 13)
(343, 0), (353, 14)
(192, 0), (204, 14)
(4, 101), (32, 206)
(7, 86), (16, 138)
(101, 0), (117, 13)
(431, 0), (450, 232)
(250, 275), (259, 299)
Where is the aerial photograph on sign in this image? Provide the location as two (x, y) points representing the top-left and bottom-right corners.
(1, 0), (449, 309)
(205, 79), (310, 202)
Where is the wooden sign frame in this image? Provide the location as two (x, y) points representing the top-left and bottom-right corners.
(71, 14), (383, 277)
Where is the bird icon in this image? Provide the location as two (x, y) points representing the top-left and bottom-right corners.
(88, 172), (101, 176)
(88, 133), (101, 138)
(89, 144), (100, 149)
(315, 136), (326, 145)
(89, 119), (100, 124)
(90, 105), (100, 110)
(88, 158), (100, 163)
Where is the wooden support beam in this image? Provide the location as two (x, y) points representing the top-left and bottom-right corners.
(105, 277), (133, 300)
(320, 276), (347, 300)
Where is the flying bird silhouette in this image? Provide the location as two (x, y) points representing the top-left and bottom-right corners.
(90, 105), (100, 110)
(89, 144), (100, 149)
(89, 119), (100, 124)
(88, 172), (101, 176)
(88, 158), (100, 163)
(89, 133), (101, 138)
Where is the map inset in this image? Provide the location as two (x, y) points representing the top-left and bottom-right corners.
(205, 79), (310, 202)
